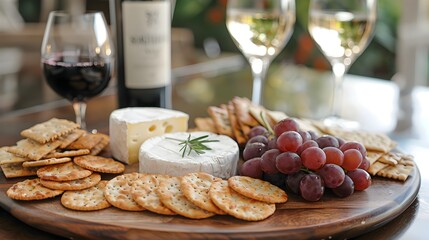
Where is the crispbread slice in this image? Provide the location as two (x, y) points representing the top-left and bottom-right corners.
(37, 162), (92, 182)
(0, 147), (28, 165)
(209, 179), (275, 221)
(20, 118), (79, 144)
(59, 129), (86, 149)
(1, 162), (38, 178)
(105, 173), (145, 211)
(22, 157), (72, 168)
(131, 174), (176, 215)
(7, 178), (64, 200)
(231, 96), (260, 127)
(67, 133), (104, 150)
(194, 117), (216, 133)
(40, 173), (101, 191)
(157, 176), (215, 219)
(74, 155), (125, 174)
(45, 149), (90, 159)
(207, 105), (233, 137)
(61, 180), (111, 211)
(227, 102), (247, 145)
(181, 172), (225, 215)
(228, 176), (288, 204)
(7, 138), (62, 160)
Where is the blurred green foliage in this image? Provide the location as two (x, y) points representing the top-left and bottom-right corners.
(172, 0), (401, 80)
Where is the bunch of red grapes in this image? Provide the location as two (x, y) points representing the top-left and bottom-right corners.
(240, 118), (372, 201)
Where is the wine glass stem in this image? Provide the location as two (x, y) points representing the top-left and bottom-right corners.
(249, 57), (270, 105)
(331, 62), (346, 118)
(72, 100), (87, 130)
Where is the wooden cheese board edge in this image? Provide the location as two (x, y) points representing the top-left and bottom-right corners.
(0, 167), (421, 240)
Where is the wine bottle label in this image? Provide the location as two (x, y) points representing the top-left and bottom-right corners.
(122, 1), (171, 89)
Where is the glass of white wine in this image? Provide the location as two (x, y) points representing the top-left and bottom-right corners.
(308, 0), (377, 128)
(226, 0), (295, 105)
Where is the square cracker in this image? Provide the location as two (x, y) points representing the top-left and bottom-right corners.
(1, 162), (38, 178)
(67, 133), (105, 150)
(367, 161), (388, 176)
(90, 133), (110, 156)
(20, 118), (79, 144)
(376, 163), (413, 181)
(0, 147), (28, 165)
(366, 151), (384, 166)
(7, 138), (61, 160)
(59, 129), (86, 149)
(45, 149), (90, 158)
(207, 105), (233, 137)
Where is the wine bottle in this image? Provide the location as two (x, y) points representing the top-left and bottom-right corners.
(109, 0), (171, 108)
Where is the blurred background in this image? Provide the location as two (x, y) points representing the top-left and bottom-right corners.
(0, 0), (428, 120)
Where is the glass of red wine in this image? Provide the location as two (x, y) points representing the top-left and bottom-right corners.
(41, 11), (114, 129)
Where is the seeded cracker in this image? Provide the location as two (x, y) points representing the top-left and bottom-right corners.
(209, 179), (275, 221)
(1, 162), (38, 178)
(22, 157), (72, 168)
(7, 178), (63, 201)
(61, 180), (111, 211)
(7, 139), (62, 160)
(181, 172), (225, 215)
(231, 97), (260, 127)
(20, 118), (79, 144)
(157, 176), (215, 219)
(67, 133), (105, 150)
(37, 162), (92, 181)
(105, 173), (145, 211)
(74, 155), (125, 174)
(228, 176), (288, 204)
(0, 147), (28, 165)
(89, 133), (110, 155)
(131, 174), (176, 215)
(40, 173), (101, 191)
(45, 149), (90, 159)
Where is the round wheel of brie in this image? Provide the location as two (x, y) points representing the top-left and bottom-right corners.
(139, 132), (239, 179)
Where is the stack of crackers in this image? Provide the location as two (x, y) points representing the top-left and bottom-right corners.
(195, 96), (287, 146)
(104, 172), (287, 221)
(1, 118), (126, 211)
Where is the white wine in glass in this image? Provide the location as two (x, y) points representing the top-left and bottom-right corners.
(227, 0), (295, 105)
(308, 0), (376, 128)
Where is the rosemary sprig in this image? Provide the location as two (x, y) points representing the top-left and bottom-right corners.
(167, 134), (219, 158)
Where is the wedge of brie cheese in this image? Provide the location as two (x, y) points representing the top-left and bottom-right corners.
(109, 108), (189, 164)
(139, 132), (239, 179)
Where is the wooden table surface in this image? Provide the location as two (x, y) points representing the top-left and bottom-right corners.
(0, 60), (428, 239)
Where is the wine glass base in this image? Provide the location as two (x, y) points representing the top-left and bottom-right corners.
(323, 116), (360, 130)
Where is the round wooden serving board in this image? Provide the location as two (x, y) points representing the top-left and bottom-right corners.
(0, 164), (420, 240)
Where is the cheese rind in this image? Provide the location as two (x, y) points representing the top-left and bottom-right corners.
(139, 132), (239, 179)
(109, 108), (189, 164)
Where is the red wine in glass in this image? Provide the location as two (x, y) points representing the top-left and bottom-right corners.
(42, 56), (112, 102)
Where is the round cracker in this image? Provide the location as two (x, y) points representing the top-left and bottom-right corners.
(7, 178), (64, 201)
(181, 172), (225, 215)
(37, 162), (92, 181)
(40, 173), (101, 191)
(132, 174), (176, 215)
(209, 179), (276, 221)
(228, 176), (288, 203)
(157, 176), (215, 219)
(105, 173), (145, 211)
(73, 155), (125, 174)
(22, 157), (72, 168)
(61, 180), (111, 211)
